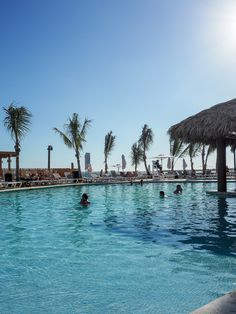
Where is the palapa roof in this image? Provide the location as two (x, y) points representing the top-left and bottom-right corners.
(168, 98), (236, 145)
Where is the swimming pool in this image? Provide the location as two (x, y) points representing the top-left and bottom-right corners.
(0, 182), (236, 313)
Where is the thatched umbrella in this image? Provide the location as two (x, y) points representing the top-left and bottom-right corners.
(168, 98), (236, 192)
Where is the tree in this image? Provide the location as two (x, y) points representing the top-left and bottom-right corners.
(180, 143), (215, 174)
(104, 131), (116, 174)
(230, 142), (236, 171)
(53, 113), (91, 178)
(201, 144), (215, 175)
(138, 124), (153, 175)
(180, 143), (201, 172)
(3, 103), (32, 181)
(169, 138), (184, 172)
(130, 142), (143, 173)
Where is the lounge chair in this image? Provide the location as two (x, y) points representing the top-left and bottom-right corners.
(52, 173), (66, 183)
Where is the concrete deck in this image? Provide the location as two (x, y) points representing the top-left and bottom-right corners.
(0, 178), (236, 193)
(192, 291), (236, 314)
(0, 179), (146, 193)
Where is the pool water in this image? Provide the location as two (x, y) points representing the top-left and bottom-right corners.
(0, 182), (236, 313)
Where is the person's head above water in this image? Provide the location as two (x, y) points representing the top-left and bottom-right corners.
(80, 193), (90, 205)
(82, 193), (88, 200)
(174, 184), (183, 194)
(159, 191), (165, 197)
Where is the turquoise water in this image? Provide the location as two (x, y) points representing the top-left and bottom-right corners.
(0, 182), (236, 314)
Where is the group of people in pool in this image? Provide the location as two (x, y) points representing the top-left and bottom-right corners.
(160, 184), (183, 198)
(80, 184), (183, 205)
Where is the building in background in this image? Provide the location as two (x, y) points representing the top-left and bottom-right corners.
(84, 153), (91, 170)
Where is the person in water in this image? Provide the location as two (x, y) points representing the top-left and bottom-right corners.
(80, 193), (90, 205)
(159, 191), (165, 198)
(174, 184), (183, 194)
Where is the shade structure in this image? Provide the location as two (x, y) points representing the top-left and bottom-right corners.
(168, 98), (236, 192)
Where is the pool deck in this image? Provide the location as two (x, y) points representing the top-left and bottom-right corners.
(0, 179), (148, 193)
(0, 178), (236, 193)
(192, 290), (236, 314)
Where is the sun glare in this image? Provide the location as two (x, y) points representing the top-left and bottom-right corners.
(207, 2), (236, 59)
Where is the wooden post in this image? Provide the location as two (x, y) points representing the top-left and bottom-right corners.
(217, 139), (226, 192)
(7, 156), (11, 172)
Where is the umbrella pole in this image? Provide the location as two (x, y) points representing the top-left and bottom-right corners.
(217, 139), (226, 192)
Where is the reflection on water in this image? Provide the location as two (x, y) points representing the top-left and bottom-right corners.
(179, 198), (236, 256)
(1, 183), (236, 257)
(100, 184), (236, 256)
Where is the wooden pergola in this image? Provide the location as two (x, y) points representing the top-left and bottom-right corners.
(0, 151), (17, 177)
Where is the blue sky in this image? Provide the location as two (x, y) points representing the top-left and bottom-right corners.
(1, 0), (236, 171)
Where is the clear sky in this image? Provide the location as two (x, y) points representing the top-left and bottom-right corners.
(1, 0), (236, 172)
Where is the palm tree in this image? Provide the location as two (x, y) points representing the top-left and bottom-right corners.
(138, 124), (153, 175)
(53, 113), (91, 178)
(130, 142), (143, 173)
(104, 131), (116, 174)
(230, 142), (236, 171)
(180, 143), (215, 174)
(201, 144), (216, 175)
(169, 138), (184, 172)
(180, 143), (201, 172)
(3, 103), (32, 181)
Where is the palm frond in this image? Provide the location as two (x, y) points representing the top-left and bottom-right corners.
(205, 143), (216, 159)
(138, 124), (154, 150)
(53, 127), (73, 148)
(130, 142), (143, 166)
(169, 138), (184, 157)
(76, 117), (92, 149)
(104, 131), (116, 158)
(3, 104), (32, 142)
(179, 143), (201, 158)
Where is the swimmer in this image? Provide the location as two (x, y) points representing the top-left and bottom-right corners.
(174, 184), (183, 194)
(159, 191), (165, 198)
(80, 193), (90, 205)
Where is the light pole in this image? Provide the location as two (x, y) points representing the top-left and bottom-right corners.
(47, 145), (53, 171)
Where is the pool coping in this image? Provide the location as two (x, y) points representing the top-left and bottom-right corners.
(0, 178), (236, 193)
(0, 179), (146, 193)
(191, 290), (236, 313)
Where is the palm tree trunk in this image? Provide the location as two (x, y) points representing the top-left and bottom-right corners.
(75, 150), (82, 178)
(201, 145), (206, 175)
(104, 156), (108, 174)
(234, 149), (236, 172)
(143, 152), (149, 175)
(204, 154), (209, 174)
(15, 143), (20, 181)
(190, 157), (194, 171)
(15, 155), (20, 181)
(171, 159), (174, 172)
